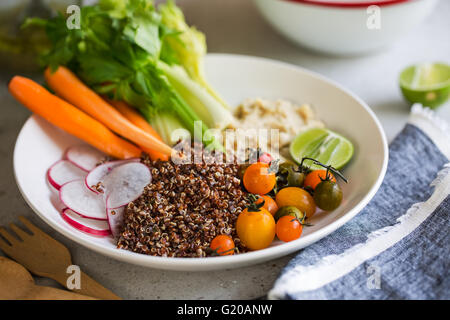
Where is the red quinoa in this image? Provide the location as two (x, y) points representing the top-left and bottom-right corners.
(117, 141), (249, 257)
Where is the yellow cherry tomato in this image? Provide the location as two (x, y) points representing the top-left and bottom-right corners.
(236, 207), (276, 250)
(275, 187), (316, 218)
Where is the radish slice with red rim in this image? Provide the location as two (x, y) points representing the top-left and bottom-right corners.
(59, 180), (107, 220)
(85, 158), (140, 194)
(103, 162), (151, 209)
(65, 145), (107, 171)
(61, 208), (111, 237)
(47, 160), (87, 190)
(106, 199), (125, 239)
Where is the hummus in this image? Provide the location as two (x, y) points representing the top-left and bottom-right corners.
(229, 98), (324, 157)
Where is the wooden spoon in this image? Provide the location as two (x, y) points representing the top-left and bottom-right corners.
(0, 257), (96, 300)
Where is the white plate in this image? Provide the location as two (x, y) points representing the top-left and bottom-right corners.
(13, 54), (388, 271)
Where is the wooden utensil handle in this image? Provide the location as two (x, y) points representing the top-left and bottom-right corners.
(30, 286), (98, 300)
(55, 270), (121, 300)
(75, 271), (121, 300)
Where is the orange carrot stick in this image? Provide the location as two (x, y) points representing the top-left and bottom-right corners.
(108, 100), (168, 161)
(44, 66), (173, 157)
(9, 76), (141, 159)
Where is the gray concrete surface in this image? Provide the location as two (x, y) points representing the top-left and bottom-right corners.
(0, 0), (449, 299)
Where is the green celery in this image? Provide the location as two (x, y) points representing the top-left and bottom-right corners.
(158, 0), (230, 110)
(25, 0), (228, 151)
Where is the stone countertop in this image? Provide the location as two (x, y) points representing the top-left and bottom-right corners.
(0, 0), (449, 299)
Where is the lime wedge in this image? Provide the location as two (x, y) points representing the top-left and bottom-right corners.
(399, 62), (450, 109)
(289, 128), (354, 170)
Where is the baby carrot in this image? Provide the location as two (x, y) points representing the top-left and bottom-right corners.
(44, 66), (173, 157)
(9, 76), (141, 159)
(108, 100), (169, 161)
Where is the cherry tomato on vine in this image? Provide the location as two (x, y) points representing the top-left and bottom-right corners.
(256, 195), (278, 216)
(236, 206), (275, 251)
(258, 152), (273, 164)
(314, 180), (343, 211)
(278, 161), (306, 188)
(210, 235), (235, 256)
(274, 206), (304, 222)
(243, 162), (276, 195)
(276, 215), (303, 242)
(304, 170), (336, 190)
(275, 187), (316, 218)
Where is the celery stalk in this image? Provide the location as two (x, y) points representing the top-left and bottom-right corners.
(158, 62), (234, 130)
(159, 0), (230, 110)
(149, 111), (190, 146)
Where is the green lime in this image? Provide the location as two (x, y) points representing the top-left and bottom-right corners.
(289, 127), (354, 170)
(399, 62), (450, 109)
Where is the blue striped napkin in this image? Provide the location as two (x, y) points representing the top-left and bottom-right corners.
(269, 104), (450, 300)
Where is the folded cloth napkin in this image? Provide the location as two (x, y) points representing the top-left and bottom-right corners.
(269, 104), (450, 300)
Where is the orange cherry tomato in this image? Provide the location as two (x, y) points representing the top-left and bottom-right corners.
(210, 235), (235, 256)
(256, 195), (279, 216)
(236, 207), (275, 250)
(276, 215), (303, 242)
(243, 162), (276, 195)
(275, 187), (316, 218)
(304, 170), (336, 190)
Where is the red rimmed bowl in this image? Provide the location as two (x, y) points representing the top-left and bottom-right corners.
(254, 0), (438, 55)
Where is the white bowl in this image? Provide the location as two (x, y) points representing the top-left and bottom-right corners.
(13, 54), (388, 271)
(253, 0), (438, 55)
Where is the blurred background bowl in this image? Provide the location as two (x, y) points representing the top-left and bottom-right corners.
(253, 0), (439, 56)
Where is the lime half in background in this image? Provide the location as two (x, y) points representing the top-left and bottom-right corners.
(399, 62), (450, 109)
(289, 128), (354, 170)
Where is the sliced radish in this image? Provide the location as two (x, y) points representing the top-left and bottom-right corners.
(85, 158), (139, 194)
(61, 208), (111, 237)
(66, 145), (106, 171)
(106, 200), (125, 239)
(59, 180), (107, 220)
(47, 160), (87, 190)
(103, 162), (151, 209)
